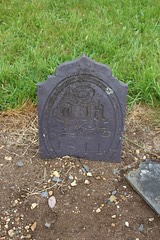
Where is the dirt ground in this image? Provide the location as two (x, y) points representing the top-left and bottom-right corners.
(0, 105), (160, 240)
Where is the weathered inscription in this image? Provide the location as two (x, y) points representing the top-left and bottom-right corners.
(37, 55), (128, 162)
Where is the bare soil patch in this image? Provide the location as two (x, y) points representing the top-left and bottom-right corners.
(0, 105), (160, 240)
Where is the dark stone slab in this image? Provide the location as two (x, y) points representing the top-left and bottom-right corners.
(37, 55), (128, 161)
(126, 159), (160, 215)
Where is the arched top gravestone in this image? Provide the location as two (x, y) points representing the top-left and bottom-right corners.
(37, 55), (128, 162)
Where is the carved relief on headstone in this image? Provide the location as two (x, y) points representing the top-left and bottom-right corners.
(37, 55), (128, 162)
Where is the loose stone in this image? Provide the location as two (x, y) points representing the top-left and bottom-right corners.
(48, 196), (56, 209)
(109, 195), (117, 202)
(5, 156), (12, 161)
(96, 208), (101, 213)
(81, 167), (87, 174)
(31, 203), (38, 210)
(31, 221), (37, 232)
(4, 224), (8, 229)
(8, 229), (15, 237)
(112, 190), (117, 195)
(69, 175), (74, 180)
(53, 171), (60, 178)
(49, 191), (53, 196)
(82, 164), (90, 172)
(87, 172), (92, 177)
(26, 234), (32, 239)
(114, 169), (120, 174)
(84, 180), (90, 185)
(71, 180), (77, 187)
(139, 224), (143, 231)
(25, 225), (30, 230)
(41, 191), (48, 198)
(125, 221), (129, 227)
(17, 161), (24, 166)
(96, 176), (101, 180)
(45, 222), (51, 228)
(52, 176), (62, 183)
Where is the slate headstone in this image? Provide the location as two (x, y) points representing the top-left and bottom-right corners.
(126, 159), (160, 215)
(37, 55), (128, 162)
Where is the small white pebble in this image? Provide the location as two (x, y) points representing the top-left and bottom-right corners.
(71, 180), (77, 187)
(49, 191), (53, 196)
(96, 208), (101, 213)
(25, 225), (30, 230)
(69, 175), (74, 180)
(125, 221), (129, 227)
(5, 156), (12, 161)
(149, 218), (154, 222)
(53, 171), (60, 178)
(84, 180), (90, 185)
(87, 172), (92, 177)
(31, 203), (38, 210)
(4, 224), (8, 229)
(8, 229), (15, 237)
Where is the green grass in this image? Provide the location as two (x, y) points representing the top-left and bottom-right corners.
(0, 0), (160, 111)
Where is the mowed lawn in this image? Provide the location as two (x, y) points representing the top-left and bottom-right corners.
(0, 0), (160, 111)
